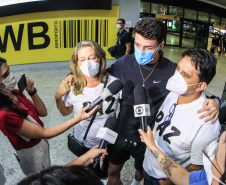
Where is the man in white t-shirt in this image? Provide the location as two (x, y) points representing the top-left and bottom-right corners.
(143, 48), (221, 185)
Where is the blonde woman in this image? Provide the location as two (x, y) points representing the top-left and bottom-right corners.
(55, 41), (120, 176)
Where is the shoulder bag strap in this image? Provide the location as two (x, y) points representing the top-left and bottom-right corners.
(81, 75), (109, 144)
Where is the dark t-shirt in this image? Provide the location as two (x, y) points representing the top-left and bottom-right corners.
(108, 54), (177, 143)
(116, 30), (131, 58)
(212, 37), (220, 46)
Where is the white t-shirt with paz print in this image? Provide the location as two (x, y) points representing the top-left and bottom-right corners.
(63, 75), (120, 149)
(143, 92), (221, 179)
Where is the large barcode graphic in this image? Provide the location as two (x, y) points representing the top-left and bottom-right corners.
(54, 19), (109, 48)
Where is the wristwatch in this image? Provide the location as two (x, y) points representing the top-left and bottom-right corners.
(28, 87), (37, 96)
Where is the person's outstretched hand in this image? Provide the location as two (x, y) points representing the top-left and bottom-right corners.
(139, 126), (156, 151)
(76, 104), (99, 121)
(83, 145), (108, 166)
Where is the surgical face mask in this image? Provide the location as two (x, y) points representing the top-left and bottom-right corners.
(166, 71), (200, 95)
(116, 24), (122, 30)
(134, 45), (160, 65)
(79, 60), (100, 78)
(203, 139), (226, 185)
(0, 72), (17, 92)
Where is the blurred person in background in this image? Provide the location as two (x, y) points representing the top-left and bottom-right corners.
(115, 19), (131, 58)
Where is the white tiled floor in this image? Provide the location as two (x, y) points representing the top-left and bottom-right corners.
(0, 46), (225, 185)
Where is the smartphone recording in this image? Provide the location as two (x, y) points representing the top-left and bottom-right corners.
(18, 74), (27, 94)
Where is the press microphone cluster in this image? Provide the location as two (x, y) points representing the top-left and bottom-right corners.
(133, 86), (151, 132)
(86, 79), (123, 113)
(92, 116), (118, 169)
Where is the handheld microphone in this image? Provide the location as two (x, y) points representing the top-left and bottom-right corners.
(86, 79), (123, 113)
(133, 86), (151, 132)
(92, 116), (118, 169)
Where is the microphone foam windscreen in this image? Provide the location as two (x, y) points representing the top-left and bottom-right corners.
(134, 85), (147, 105)
(107, 80), (124, 95)
(104, 116), (118, 131)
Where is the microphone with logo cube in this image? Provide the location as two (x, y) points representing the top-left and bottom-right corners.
(92, 117), (118, 169)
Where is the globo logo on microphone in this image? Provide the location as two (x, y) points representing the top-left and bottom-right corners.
(96, 127), (118, 144)
(135, 106), (144, 115)
(134, 104), (151, 117)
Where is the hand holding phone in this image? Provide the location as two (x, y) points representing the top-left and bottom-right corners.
(17, 74), (27, 94)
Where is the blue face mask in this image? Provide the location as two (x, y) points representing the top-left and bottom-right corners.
(134, 45), (160, 65)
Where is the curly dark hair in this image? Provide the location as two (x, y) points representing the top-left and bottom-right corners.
(134, 17), (165, 44)
(182, 48), (217, 85)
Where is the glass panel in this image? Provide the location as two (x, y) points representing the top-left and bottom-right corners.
(182, 21), (196, 48)
(210, 15), (220, 25)
(195, 23), (209, 48)
(151, 3), (167, 14)
(140, 2), (150, 14)
(221, 18), (226, 27)
(198, 12), (209, 23)
(168, 6), (183, 17)
(166, 20), (181, 45)
(184, 9), (197, 20)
